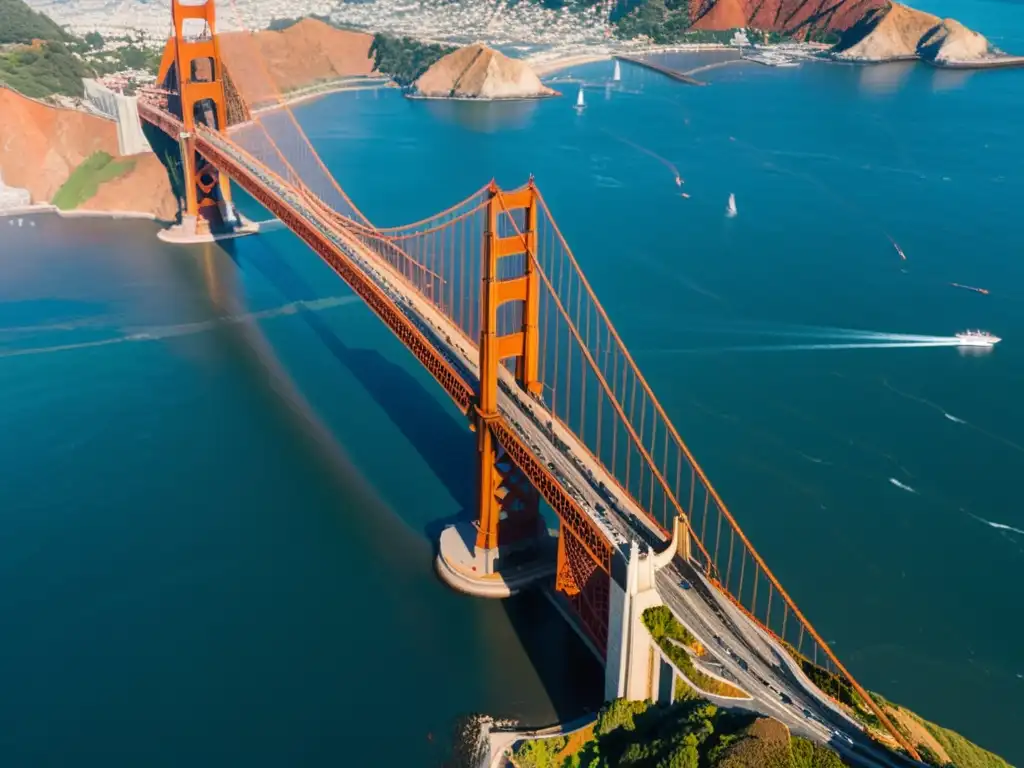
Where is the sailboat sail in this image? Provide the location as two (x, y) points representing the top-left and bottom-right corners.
(576, 87), (585, 108)
(613, 60), (621, 81)
(726, 193), (737, 218)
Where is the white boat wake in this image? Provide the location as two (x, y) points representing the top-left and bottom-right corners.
(888, 478), (917, 494)
(0, 296), (358, 360)
(969, 513), (1024, 536)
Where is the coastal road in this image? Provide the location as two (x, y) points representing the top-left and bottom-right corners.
(657, 563), (916, 768)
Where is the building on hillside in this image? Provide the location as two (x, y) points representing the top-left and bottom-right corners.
(730, 29), (751, 48)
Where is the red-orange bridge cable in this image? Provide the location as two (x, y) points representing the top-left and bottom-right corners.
(495, 188), (713, 564)
(224, 0), (371, 227)
(530, 190), (918, 760)
(374, 184), (491, 234)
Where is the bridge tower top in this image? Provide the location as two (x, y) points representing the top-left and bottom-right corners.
(168, 0), (228, 135)
(163, 0), (235, 227)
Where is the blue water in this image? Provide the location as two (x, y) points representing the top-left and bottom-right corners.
(2, 3), (1023, 763)
(0, 218), (603, 765)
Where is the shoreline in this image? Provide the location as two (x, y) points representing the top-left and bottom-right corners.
(528, 43), (738, 76)
(231, 77), (395, 132)
(831, 54), (1024, 68)
(405, 91), (561, 101)
(530, 43), (1024, 76)
(0, 203), (167, 222)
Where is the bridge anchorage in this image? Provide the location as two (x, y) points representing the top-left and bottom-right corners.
(149, 0), (257, 243)
(134, 2), (924, 759)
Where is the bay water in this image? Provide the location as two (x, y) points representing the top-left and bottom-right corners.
(1, 2), (1023, 762)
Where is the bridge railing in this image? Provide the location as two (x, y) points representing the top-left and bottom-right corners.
(493, 187), (914, 750)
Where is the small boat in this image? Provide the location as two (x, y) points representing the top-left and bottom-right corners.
(955, 330), (1000, 347)
(726, 193), (737, 218)
(575, 87), (585, 111)
(613, 60), (621, 82)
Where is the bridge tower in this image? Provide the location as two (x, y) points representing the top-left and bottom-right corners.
(474, 180), (546, 572)
(159, 0), (244, 238)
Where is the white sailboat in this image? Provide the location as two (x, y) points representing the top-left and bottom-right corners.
(726, 193), (737, 218)
(613, 60), (621, 82)
(575, 86), (585, 111)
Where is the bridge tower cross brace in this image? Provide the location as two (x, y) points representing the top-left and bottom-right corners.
(474, 181), (544, 566)
(168, 0), (236, 227)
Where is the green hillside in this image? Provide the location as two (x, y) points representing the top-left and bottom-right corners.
(0, 0), (90, 97)
(0, 0), (69, 45)
(513, 696), (850, 768)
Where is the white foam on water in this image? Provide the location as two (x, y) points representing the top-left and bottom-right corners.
(0, 296), (358, 361)
(888, 478), (917, 494)
(968, 513), (1024, 537)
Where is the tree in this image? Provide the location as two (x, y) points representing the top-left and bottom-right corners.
(84, 30), (103, 50)
(658, 740), (699, 768)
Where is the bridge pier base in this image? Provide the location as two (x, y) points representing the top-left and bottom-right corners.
(435, 522), (556, 599)
(157, 212), (260, 244)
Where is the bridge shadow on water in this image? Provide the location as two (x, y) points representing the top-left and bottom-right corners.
(221, 236), (604, 729)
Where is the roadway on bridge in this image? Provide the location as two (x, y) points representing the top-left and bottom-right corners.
(192, 125), (913, 768)
(657, 563), (907, 768)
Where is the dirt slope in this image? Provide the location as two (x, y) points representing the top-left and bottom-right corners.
(690, 0), (887, 33)
(0, 87), (175, 217)
(216, 19), (374, 108)
(414, 43), (557, 99)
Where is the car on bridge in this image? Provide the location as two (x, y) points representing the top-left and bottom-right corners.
(679, 579), (692, 590)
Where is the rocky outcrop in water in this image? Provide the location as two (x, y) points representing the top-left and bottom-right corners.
(832, 2), (1001, 63)
(413, 44), (557, 100)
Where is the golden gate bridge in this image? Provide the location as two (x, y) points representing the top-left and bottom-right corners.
(135, 0), (921, 762)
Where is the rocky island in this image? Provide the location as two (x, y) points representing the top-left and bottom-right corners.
(411, 43), (558, 101)
(832, 1), (1024, 67)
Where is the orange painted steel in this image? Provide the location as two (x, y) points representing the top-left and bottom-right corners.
(139, 106), (477, 415)
(475, 182), (544, 553)
(167, 0), (232, 222)
(220, 0), (370, 227)
(490, 415), (611, 653)
(529, 190), (918, 759)
(497, 191), (714, 564)
(141, 26), (916, 749)
(143, 105), (612, 647)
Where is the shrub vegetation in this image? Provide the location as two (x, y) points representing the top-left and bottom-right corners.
(52, 151), (136, 210)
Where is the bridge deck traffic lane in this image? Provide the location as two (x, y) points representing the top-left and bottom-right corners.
(657, 566), (903, 767)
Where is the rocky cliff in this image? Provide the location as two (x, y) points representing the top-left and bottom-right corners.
(218, 19), (374, 108)
(413, 44), (557, 100)
(833, 2), (996, 62)
(0, 87), (175, 217)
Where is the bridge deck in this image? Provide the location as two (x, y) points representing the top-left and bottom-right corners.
(182, 114), (668, 563)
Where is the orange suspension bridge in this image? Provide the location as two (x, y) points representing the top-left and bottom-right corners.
(135, 1), (920, 762)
